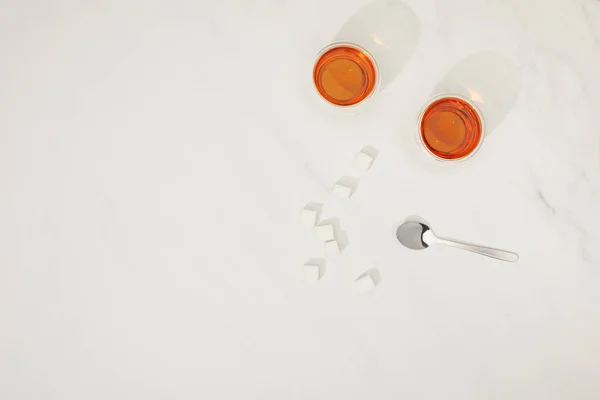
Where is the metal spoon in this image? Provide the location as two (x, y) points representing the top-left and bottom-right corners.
(396, 221), (518, 262)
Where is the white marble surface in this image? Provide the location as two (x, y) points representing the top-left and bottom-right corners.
(1, 0), (600, 398)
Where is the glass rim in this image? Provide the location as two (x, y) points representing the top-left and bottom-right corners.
(416, 93), (487, 164)
(313, 42), (381, 108)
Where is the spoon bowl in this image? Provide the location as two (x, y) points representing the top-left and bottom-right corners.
(396, 221), (429, 250)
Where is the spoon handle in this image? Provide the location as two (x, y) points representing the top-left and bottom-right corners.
(435, 238), (519, 262)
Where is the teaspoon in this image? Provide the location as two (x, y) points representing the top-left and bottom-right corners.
(396, 221), (518, 262)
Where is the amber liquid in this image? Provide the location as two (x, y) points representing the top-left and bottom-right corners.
(313, 45), (377, 106)
(420, 97), (482, 160)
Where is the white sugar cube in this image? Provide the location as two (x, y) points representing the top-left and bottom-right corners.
(354, 152), (374, 171)
(300, 208), (318, 227)
(332, 183), (353, 199)
(354, 274), (376, 294)
(325, 239), (340, 256)
(316, 224), (335, 242)
(303, 264), (321, 282)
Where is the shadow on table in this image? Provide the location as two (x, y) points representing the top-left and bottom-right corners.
(432, 51), (521, 136)
(333, 0), (420, 91)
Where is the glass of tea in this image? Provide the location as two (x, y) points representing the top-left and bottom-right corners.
(416, 94), (486, 163)
(313, 42), (380, 107)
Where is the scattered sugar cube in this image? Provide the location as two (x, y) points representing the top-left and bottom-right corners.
(300, 208), (318, 227)
(354, 152), (374, 171)
(354, 274), (376, 294)
(325, 239), (340, 256)
(332, 183), (353, 199)
(316, 224), (335, 242)
(303, 264), (321, 282)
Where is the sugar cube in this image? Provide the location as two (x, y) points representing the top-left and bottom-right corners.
(300, 208), (318, 227)
(354, 152), (374, 171)
(354, 274), (376, 294)
(325, 239), (340, 256)
(332, 183), (353, 199)
(303, 264), (321, 282)
(316, 224), (335, 242)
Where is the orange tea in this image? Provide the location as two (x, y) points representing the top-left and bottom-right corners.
(313, 44), (378, 106)
(419, 96), (483, 160)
